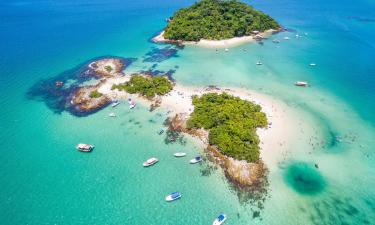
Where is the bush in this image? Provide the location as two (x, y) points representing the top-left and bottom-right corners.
(187, 93), (267, 162)
(89, 90), (103, 98)
(104, 65), (113, 73)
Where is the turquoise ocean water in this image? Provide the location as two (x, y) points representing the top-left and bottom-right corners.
(1, 0), (375, 224)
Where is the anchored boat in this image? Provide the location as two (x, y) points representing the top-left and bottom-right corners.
(76, 143), (94, 152)
(190, 156), (202, 164)
(294, 81), (309, 87)
(212, 214), (227, 225)
(128, 98), (136, 109)
(165, 192), (182, 202)
(174, 152), (186, 157)
(111, 100), (120, 107)
(143, 158), (159, 167)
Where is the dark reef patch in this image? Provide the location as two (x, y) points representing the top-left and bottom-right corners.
(284, 162), (326, 195)
(26, 56), (136, 116)
(300, 194), (374, 225)
(138, 69), (176, 82)
(142, 46), (179, 63)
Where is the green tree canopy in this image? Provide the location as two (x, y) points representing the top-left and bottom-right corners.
(164, 0), (280, 41)
(187, 93), (267, 162)
(112, 75), (173, 98)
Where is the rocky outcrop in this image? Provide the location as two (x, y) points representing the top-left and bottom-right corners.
(89, 58), (124, 78)
(69, 81), (111, 114)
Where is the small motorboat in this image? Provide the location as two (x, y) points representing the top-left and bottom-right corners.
(224, 48), (229, 52)
(256, 61), (263, 65)
(283, 37), (290, 40)
(190, 156), (202, 164)
(174, 152), (186, 157)
(128, 98), (136, 109)
(111, 100), (120, 107)
(272, 39), (280, 43)
(309, 63), (317, 67)
(294, 81), (309, 87)
(143, 158), (159, 167)
(165, 192), (182, 202)
(109, 113), (116, 117)
(55, 81), (64, 87)
(76, 143), (94, 152)
(212, 214), (227, 225)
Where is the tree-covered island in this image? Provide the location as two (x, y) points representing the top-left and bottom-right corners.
(187, 93), (267, 162)
(163, 0), (280, 41)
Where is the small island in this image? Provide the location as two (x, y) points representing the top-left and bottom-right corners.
(153, 0), (280, 48)
(66, 57), (287, 189)
(187, 93), (267, 163)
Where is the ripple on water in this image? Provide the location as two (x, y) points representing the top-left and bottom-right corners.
(284, 162), (326, 195)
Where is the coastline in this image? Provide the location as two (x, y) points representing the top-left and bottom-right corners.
(152, 29), (277, 48)
(98, 75), (299, 171)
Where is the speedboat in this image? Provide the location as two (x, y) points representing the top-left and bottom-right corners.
(212, 214), (227, 225)
(256, 61), (263, 65)
(283, 37), (290, 40)
(111, 100), (120, 107)
(294, 81), (309, 87)
(174, 152), (186, 157)
(165, 192), (182, 202)
(143, 158), (159, 167)
(309, 63), (317, 66)
(76, 143), (94, 152)
(128, 98), (136, 109)
(109, 113), (116, 117)
(190, 156), (202, 164)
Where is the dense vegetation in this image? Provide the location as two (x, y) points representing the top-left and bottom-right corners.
(187, 93), (267, 162)
(112, 75), (173, 98)
(104, 65), (112, 73)
(89, 90), (103, 98)
(164, 0), (280, 41)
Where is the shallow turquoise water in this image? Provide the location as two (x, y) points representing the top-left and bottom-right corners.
(1, 0), (375, 224)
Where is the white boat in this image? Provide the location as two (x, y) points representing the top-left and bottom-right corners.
(256, 61), (263, 65)
(165, 192), (182, 202)
(224, 48), (229, 52)
(109, 113), (116, 117)
(129, 103), (136, 109)
(294, 81), (309, 87)
(283, 37), (290, 40)
(190, 156), (202, 164)
(174, 152), (186, 157)
(111, 100), (120, 107)
(76, 143), (94, 152)
(309, 63), (317, 66)
(128, 98), (136, 109)
(212, 214), (227, 225)
(143, 158), (159, 167)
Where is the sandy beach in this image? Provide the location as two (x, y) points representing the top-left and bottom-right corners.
(152, 30), (276, 48)
(98, 75), (303, 169)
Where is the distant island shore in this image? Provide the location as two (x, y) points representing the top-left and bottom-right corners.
(153, 0), (280, 48)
